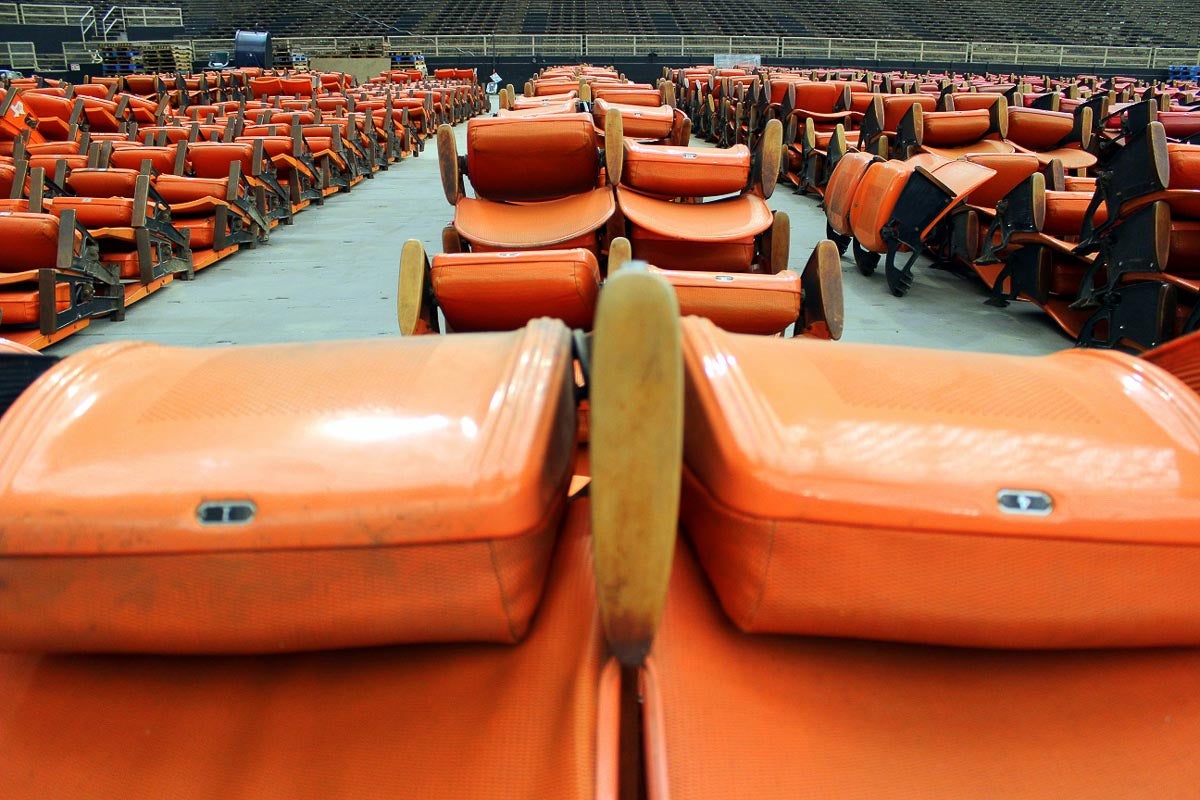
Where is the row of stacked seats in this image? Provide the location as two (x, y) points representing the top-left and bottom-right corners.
(0, 65), (487, 350)
(2, 257), (1199, 796)
(674, 64), (1200, 351)
(3, 58), (1200, 798)
(414, 64), (842, 341)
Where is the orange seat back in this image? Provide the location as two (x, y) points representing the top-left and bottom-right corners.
(660, 269), (801, 335)
(431, 249), (600, 331)
(622, 139), (749, 197)
(0, 211), (62, 269)
(0, 325), (579, 654)
(679, 317), (1200, 649)
(65, 168), (140, 198)
(466, 115), (600, 202)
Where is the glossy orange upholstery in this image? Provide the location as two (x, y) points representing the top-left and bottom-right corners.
(615, 117), (780, 272)
(622, 140), (748, 197)
(880, 94), (937, 131)
(452, 114), (614, 252)
(1044, 189), (1106, 236)
(591, 86), (661, 107)
(154, 174), (229, 205)
(47, 196), (141, 229)
(961, 152), (1041, 209)
(466, 115), (600, 201)
(949, 92), (1005, 111)
(790, 82), (847, 122)
(1007, 106), (1078, 150)
(0, 326), (578, 653)
(592, 99), (674, 139)
(849, 155), (995, 252)
(0, 211), (60, 268)
(65, 168), (140, 198)
(678, 317), (1200, 648)
(661, 273), (800, 335)
(824, 151), (876, 237)
(187, 142), (260, 179)
(1007, 106), (1097, 170)
(921, 109), (995, 145)
(0, 280), (69, 324)
(431, 249), (601, 331)
(455, 187), (615, 250)
(618, 188), (772, 271)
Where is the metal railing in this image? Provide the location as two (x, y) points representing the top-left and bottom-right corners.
(6, 30), (1198, 73)
(18, 2), (92, 25)
(273, 35), (387, 57)
(100, 5), (121, 39)
(0, 41), (38, 69)
(369, 34), (1191, 68)
(62, 39), (102, 64)
(119, 6), (184, 28)
(0, 2), (20, 24)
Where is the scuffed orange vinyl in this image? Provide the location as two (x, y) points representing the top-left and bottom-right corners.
(0, 322), (579, 652)
(0, 504), (610, 799)
(679, 317), (1200, 648)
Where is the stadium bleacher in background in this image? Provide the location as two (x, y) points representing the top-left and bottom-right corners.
(155, 0), (1199, 47)
(0, 0), (1197, 76)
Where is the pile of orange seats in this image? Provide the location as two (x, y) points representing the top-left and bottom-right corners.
(0, 65), (486, 350)
(671, 65), (1200, 350)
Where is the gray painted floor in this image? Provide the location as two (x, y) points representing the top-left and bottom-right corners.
(49, 101), (1071, 356)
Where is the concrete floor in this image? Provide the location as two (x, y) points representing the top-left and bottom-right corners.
(50, 101), (1071, 356)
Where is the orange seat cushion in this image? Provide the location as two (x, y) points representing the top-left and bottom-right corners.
(920, 138), (1017, 160)
(792, 82), (845, 113)
(645, 538), (1200, 800)
(618, 187), (772, 245)
(454, 187), (615, 250)
(921, 109), (994, 146)
(0, 280), (69, 324)
(620, 187), (772, 271)
(174, 217), (215, 248)
(593, 98), (675, 139)
(187, 142), (257, 179)
(1044, 190), (1106, 237)
(0, 324), (578, 653)
(679, 317), (1200, 648)
(155, 174), (229, 205)
(949, 92), (1005, 111)
(65, 168), (140, 198)
(0, 211), (62, 269)
(109, 146), (178, 174)
(432, 248), (601, 331)
(659, 269), (801, 335)
(881, 94), (937, 131)
(1007, 106), (1075, 150)
(28, 153), (89, 173)
(622, 141), (749, 197)
(48, 196), (139, 229)
(961, 152), (1041, 209)
(591, 87), (660, 106)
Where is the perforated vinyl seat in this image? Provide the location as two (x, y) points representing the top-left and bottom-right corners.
(640, 318), (1200, 800)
